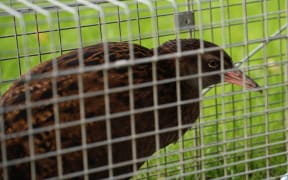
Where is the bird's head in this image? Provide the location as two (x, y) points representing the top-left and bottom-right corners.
(158, 39), (261, 91)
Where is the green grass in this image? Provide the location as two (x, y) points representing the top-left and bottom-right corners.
(0, 0), (287, 179)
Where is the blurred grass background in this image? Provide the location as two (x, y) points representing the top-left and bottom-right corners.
(0, 0), (287, 179)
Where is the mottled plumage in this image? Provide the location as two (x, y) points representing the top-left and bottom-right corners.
(0, 39), (260, 179)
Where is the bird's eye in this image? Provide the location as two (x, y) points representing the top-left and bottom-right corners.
(208, 60), (219, 69)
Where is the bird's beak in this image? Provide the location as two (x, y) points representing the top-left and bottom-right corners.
(224, 70), (262, 93)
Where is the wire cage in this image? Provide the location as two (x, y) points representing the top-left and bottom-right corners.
(0, 0), (287, 179)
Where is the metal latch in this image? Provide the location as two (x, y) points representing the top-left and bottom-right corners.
(176, 11), (195, 31)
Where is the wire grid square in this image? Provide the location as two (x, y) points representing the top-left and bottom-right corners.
(0, 0), (287, 179)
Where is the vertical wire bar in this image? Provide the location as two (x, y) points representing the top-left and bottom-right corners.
(150, 1), (160, 175)
(75, 8), (88, 178)
(135, 1), (142, 45)
(76, 0), (109, 177)
(108, 1), (137, 177)
(195, 1), (204, 50)
(153, 1), (160, 46)
(198, 50), (205, 180)
(48, 14), (64, 180)
(167, 0), (185, 178)
(186, 0), (193, 38)
(242, 1), (249, 179)
(147, 2), (160, 177)
(76, 13), (89, 180)
(199, 1), (208, 177)
(105, 1), (135, 178)
(263, 1), (271, 178)
(285, 0), (288, 173)
(247, 0), (253, 175)
(47, 6), (64, 180)
(225, 0), (237, 175)
(125, 5), (138, 179)
(197, 1), (206, 179)
(31, 1), (43, 64)
(136, 1), (160, 177)
(200, 1), (214, 178)
(219, 0), (228, 179)
(46, 1), (89, 179)
(247, 4), (253, 159)
(194, 1), (204, 178)
(152, 2), (162, 177)
(116, 6), (122, 42)
(209, 2), (221, 176)
(10, 3), (23, 78)
(197, 2), (207, 175)
(55, 7), (63, 55)
(20, 9), (36, 180)
(277, 0), (286, 167)
(99, 10), (113, 179)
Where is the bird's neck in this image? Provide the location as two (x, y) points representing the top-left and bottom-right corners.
(181, 82), (200, 99)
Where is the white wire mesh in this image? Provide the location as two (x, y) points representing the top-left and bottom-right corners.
(0, 0), (287, 179)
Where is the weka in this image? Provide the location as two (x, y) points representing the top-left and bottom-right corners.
(0, 39), (260, 179)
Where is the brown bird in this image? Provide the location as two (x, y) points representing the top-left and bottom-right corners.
(0, 39), (260, 179)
